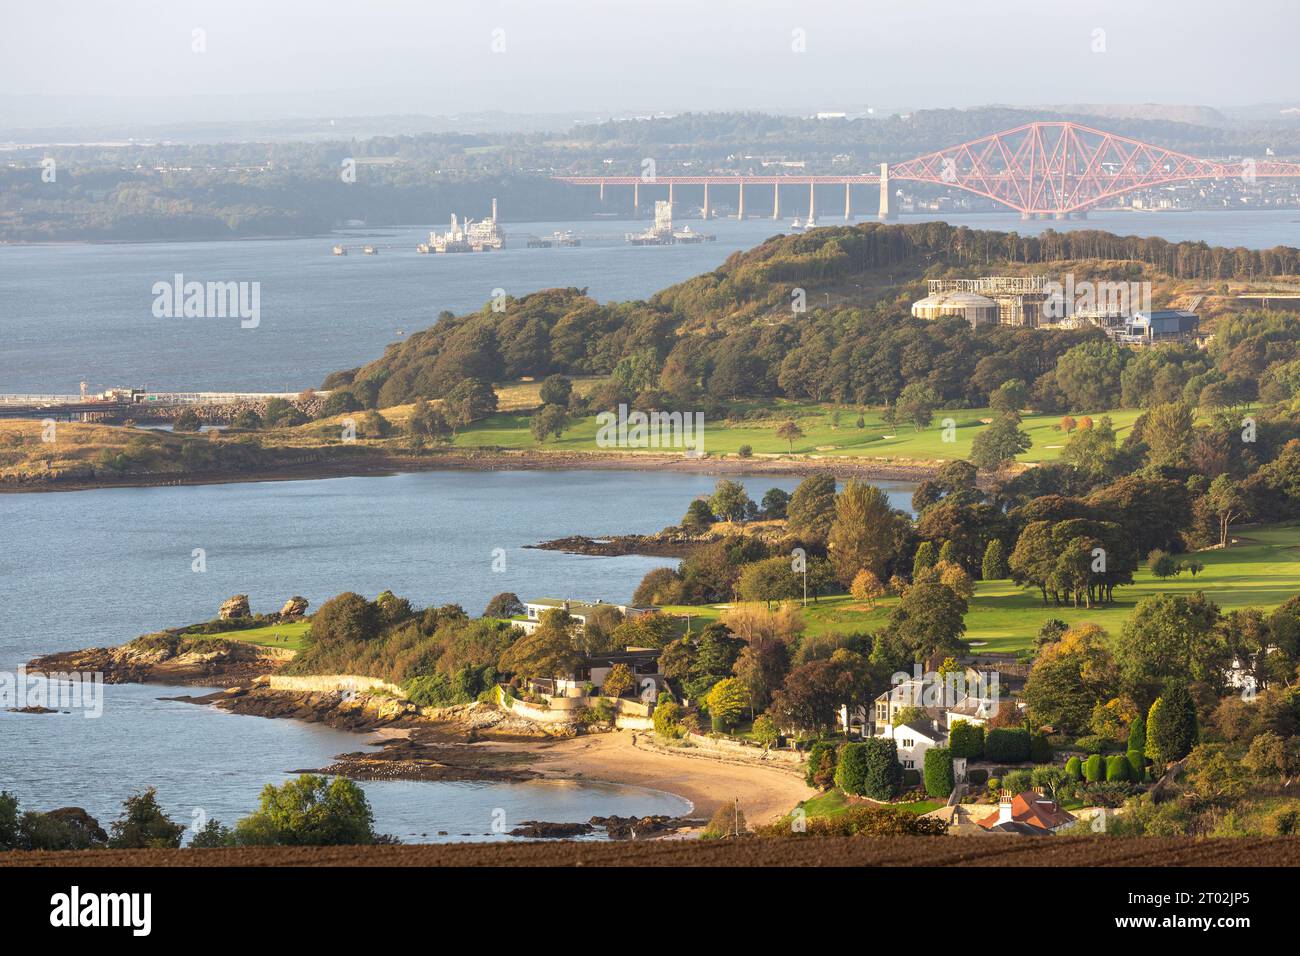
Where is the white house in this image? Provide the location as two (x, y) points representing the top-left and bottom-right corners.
(883, 721), (947, 772)
(514, 598), (654, 634)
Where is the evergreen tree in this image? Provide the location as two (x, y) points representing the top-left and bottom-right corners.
(981, 538), (1008, 580)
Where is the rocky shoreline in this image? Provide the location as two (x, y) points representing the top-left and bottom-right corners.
(2, 446), (940, 494)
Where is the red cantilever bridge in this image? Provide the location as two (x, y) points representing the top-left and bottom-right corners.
(555, 121), (1300, 221)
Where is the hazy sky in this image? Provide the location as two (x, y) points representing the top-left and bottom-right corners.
(2, 0), (1296, 126)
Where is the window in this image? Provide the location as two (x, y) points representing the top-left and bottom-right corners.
(902, 738), (913, 748)
(903, 760), (914, 769)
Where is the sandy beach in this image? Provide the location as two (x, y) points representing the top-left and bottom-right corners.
(489, 731), (814, 827)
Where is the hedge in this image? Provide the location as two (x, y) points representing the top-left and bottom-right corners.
(1083, 753), (1106, 783)
(923, 747), (955, 798)
(1105, 754), (1130, 782)
(949, 720), (985, 760)
(902, 768), (921, 788)
(1126, 749), (1145, 783)
(1029, 733), (1052, 764)
(968, 768), (989, 786)
(834, 743), (868, 796)
(985, 728), (1031, 763)
(1065, 756), (1083, 782)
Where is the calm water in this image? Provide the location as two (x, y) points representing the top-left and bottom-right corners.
(2, 210), (1297, 393)
(0, 470), (916, 840)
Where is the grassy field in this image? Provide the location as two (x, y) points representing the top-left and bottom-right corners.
(199, 620), (310, 652)
(797, 789), (945, 819)
(451, 398), (1146, 466)
(662, 523), (1300, 654)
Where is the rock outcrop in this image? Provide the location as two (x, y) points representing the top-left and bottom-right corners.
(278, 596), (309, 618)
(219, 595), (251, 620)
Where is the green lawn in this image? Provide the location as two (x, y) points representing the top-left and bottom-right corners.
(662, 523), (1300, 654)
(195, 619), (310, 652)
(797, 789), (943, 819)
(453, 399), (1147, 466)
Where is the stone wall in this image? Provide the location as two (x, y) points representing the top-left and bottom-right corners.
(261, 674), (405, 697)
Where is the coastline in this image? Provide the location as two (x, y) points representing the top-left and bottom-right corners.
(1, 448), (940, 494)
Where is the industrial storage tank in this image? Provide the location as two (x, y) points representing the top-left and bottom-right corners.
(910, 290), (999, 328)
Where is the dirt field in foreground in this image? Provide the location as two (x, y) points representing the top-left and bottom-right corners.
(5, 836), (1300, 867)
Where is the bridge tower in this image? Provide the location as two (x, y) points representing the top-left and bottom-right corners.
(737, 181), (745, 219)
(878, 163), (896, 220)
(808, 180), (815, 222)
(844, 182), (852, 220)
(772, 183), (780, 219)
(702, 182), (710, 219)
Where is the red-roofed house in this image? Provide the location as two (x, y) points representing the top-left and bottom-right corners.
(977, 790), (1077, 835)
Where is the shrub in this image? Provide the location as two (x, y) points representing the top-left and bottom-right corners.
(949, 720), (985, 760)
(902, 768), (922, 788)
(1105, 755), (1130, 782)
(1073, 735), (1114, 754)
(701, 802), (748, 839)
(1001, 769), (1033, 793)
(751, 714), (779, 747)
(189, 818), (235, 848)
(985, 728), (1031, 763)
(834, 743), (869, 796)
(1029, 733), (1053, 764)
(757, 805), (947, 838)
(968, 768), (989, 787)
(1065, 756), (1083, 781)
(986, 777), (1000, 791)
(1266, 805), (1300, 836)
(738, 444), (753, 459)
(1083, 754), (1106, 783)
(923, 747), (955, 797)
(653, 701), (685, 739)
(1127, 749), (1146, 782)
(806, 741), (838, 790)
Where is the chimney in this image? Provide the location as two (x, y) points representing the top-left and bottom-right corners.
(997, 789), (1014, 826)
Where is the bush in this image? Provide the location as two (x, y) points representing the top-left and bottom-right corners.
(1266, 804), (1300, 836)
(1105, 754), (1131, 782)
(738, 444), (753, 459)
(1065, 756), (1083, 781)
(1001, 769), (1033, 794)
(234, 774), (376, 846)
(923, 747), (955, 798)
(949, 720), (984, 760)
(834, 743), (869, 795)
(902, 768), (922, 788)
(1029, 733), (1053, 764)
(986, 777), (1000, 792)
(805, 741), (838, 790)
(653, 701), (685, 739)
(985, 728), (1031, 763)
(189, 818), (235, 848)
(751, 714), (779, 747)
(967, 768), (989, 787)
(758, 806), (947, 838)
(1073, 735), (1116, 754)
(1083, 754), (1106, 783)
(1126, 749), (1146, 782)
(701, 802), (747, 839)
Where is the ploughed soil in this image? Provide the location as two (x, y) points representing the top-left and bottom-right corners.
(6, 836), (1300, 867)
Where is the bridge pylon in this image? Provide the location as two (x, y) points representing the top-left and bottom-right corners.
(878, 163), (896, 220)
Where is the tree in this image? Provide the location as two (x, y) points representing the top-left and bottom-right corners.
(529, 403), (568, 442)
(444, 378), (498, 431)
(1127, 711), (1147, 755)
(970, 414), (1031, 469)
(949, 720), (985, 760)
(850, 569), (885, 608)
(871, 581), (967, 669)
(827, 480), (902, 585)
(862, 738), (904, 800)
(835, 743), (869, 795)
(408, 398), (452, 444)
(1115, 594), (1226, 704)
(733, 639), (790, 714)
(1055, 340), (1127, 411)
(653, 701), (685, 739)
(775, 420), (804, 453)
(706, 677), (749, 730)
(1206, 474), (1248, 548)
(751, 714), (779, 748)
(924, 747), (955, 797)
(602, 662), (634, 698)
(1145, 685), (1199, 767)
(538, 374), (573, 407)
(483, 592), (524, 619)
(1243, 731), (1300, 787)
(897, 382), (938, 431)
(709, 479), (753, 523)
(1021, 624), (1116, 735)
(309, 592), (379, 646)
(912, 540), (937, 579)
(937, 561), (974, 600)
(1061, 414), (1119, 478)
(786, 474), (838, 539)
(232, 409), (262, 430)
(681, 498), (715, 533)
(108, 788), (185, 849)
(1142, 402), (1194, 468)
(989, 378), (1027, 416)
(234, 774), (376, 846)
(806, 741), (838, 789)
(498, 608), (581, 680)
(760, 487), (791, 519)
(981, 538), (1008, 580)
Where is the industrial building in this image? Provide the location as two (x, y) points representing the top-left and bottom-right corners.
(1106, 309), (1200, 346)
(912, 277), (1055, 328)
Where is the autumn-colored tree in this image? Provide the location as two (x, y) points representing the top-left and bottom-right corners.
(602, 662), (634, 698)
(827, 480), (902, 586)
(775, 420), (804, 453)
(850, 569), (885, 608)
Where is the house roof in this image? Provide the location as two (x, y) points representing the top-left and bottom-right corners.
(977, 791), (1077, 832)
(898, 721), (944, 743)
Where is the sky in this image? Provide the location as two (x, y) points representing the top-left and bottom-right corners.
(1, 0), (1296, 128)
